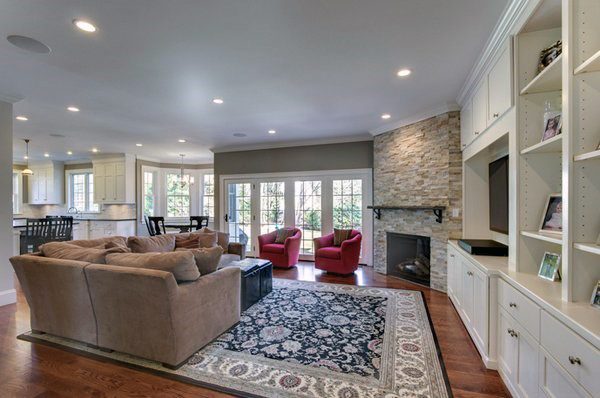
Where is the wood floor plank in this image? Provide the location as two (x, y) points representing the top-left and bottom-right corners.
(0, 263), (510, 397)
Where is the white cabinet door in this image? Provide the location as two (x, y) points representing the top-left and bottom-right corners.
(488, 44), (512, 125)
(498, 307), (518, 389)
(38, 168), (48, 202)
(472, 79), (488, 138)
(104, 163), (116, 202)
(471, 266), (488, 353)
(94, 164), (106, 203)
(461, 258), (474, 326)
(28, 174), (38, 203)
(460, 100), (474, 150)
(447, 247), (457, 299)
(114, 162), (126, 202)
(515, 324), (539, 398)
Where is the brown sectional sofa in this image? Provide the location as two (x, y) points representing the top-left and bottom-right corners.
(10, 232), (243, 369)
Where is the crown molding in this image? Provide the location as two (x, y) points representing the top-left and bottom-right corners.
(212, 134), (373, 154)
(456, 0), (530, 107)
(369, 102), (460, 136)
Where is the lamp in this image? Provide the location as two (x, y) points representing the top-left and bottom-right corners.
(22, 139), (33, 176)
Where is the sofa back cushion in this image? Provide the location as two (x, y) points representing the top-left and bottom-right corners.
(201, 227), (229, 252)
(127, 234), (176, 253)
(40, 241), (128, 264)
(69, 236), (128, 249)
(175, 234), (200, 249)
(106, 251), (200, 282)
(175, 246), (223, 275)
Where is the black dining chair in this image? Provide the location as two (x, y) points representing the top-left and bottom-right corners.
(45, 216), (74, 241)
(21, 218), (53, 254)
(189, 216), (209, 231)
(145, 215), (166, 236)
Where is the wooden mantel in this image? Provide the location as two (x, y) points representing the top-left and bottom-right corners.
(367, 205), (446, 223)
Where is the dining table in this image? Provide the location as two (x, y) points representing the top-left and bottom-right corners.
(163, 223), (194, 233)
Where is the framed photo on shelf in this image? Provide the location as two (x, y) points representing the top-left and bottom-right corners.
(538, 252), (561, 281)
(539, 194), (563, 235)
(541, 111), (562, 142)
(591, 281), (600, 309)
(537, 40), (562, 74)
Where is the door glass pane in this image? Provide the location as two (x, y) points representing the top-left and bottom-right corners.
(333, 179), (362, 230)
(260, 182), (285, 235)
(228, 183), (252, 247)
(294, 180), (322, 254)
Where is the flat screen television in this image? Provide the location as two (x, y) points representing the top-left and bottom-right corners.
(489, 155), (509, 234)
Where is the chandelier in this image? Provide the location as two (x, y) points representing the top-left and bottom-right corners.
(22, 139), (33, 176)
(178, 154), (194, 189)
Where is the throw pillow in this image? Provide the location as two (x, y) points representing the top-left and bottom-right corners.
(274, 228), (295, 244)
(175, 234), (200, 249)
(189, 231), (218, 248)
(176, 246), (224, 275)
(40, 242), (117, 264)
(127, 234), (176, 253)
(201, 227), (230, 251)
(333, 229), (352, 246)
(106, 251), (200, 282)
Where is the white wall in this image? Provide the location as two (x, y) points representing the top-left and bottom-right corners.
(0, 100), (16, 306)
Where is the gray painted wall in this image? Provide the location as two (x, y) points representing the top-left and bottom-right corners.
(213, 141), (373, 229)
(1, 100), (15, 306)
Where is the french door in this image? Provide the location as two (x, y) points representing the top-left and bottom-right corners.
(221, 170), (372, 264)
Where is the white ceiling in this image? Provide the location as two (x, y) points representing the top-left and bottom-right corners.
(1, 0), (509, 163)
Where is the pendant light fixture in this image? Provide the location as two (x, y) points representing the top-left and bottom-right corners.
(22, 139), (33, 176)
(178, 154), (194, 189)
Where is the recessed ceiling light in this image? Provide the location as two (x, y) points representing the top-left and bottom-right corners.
(268, 130), (276, 134)
(50, 133), (66, 138)
(397, 68), (411, 77)
(73, 19), (97, 33)
(23, 155), (28, 160)
(44, 153), (50, 157)
(6, 35), (51, 54)
(233, 133), (247, 138)
(91, 148), (98, 153)
(178, 139), (186, 143)
(136, 143), (143, 147)
(16, 115), (28, 121)
(67, 151), (73, 155)
(212, 98), (224, 104)
(381, 113), (391, 120)
(67, 106), (80, 112)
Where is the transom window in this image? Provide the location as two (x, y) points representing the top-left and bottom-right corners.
(69, 172), (99, 212)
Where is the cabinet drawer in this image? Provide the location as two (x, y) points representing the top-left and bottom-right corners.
(540, 311), (599, 396)
(539, 347), (591, 398)
(498, 279), (540, 339)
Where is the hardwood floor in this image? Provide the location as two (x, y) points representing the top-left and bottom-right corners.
(0, 263), (510, 398)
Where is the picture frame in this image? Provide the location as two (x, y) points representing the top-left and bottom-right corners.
(539, 194), (563, 236)
(541, 111), (562, 142)
(537, 40), (562, 74)
(591, 281), (600, 309)
(538, 252), (561, 281)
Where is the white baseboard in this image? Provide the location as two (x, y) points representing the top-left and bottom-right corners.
(0, 288), (17, 307)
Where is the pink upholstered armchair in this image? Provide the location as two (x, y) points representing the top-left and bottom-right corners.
(314, 230), (362, 274)
(258, 228), (302, 268)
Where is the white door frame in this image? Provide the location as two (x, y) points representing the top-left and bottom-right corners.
(219, 168), (373, 265)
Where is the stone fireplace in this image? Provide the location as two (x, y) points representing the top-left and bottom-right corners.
(373, 111), (462, 292)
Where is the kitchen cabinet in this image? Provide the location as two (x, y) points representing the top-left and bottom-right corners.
(487, 44), (512, 125)
(460, 100), (474, 150)
(472, 80), (488, 138)
(93, 155), (135, 204)
(27, 161), (64, 204)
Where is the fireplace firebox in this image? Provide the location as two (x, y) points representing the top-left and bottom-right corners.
(386, 232), (431, 286)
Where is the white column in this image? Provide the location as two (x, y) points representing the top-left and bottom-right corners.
(0, 100), (16, 307)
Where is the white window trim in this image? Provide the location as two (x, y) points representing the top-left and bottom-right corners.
(65, 169), (101, 214)
(12, 170), (23, 215)
(219, 168), (373, 265)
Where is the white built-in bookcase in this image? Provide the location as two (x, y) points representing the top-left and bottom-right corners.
(514, 0), (600, 303)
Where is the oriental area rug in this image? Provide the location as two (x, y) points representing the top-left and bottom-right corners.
(20, 279), (452, 398)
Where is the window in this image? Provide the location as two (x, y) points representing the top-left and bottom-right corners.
(295, 180), (322, 254)
(143, 171), (156, 216)
(333, 179), (362, 230)
(166, 173), (191, 217)
(69, 172), (98, 212)
(202, 174), (215, 219)
(260, 182), (284, 234)
(12, 172), (21, 214)
(227, 182), (252, 245)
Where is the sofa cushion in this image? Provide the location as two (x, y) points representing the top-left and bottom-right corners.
(218, 253), (242, 269)
(176, 246), (223, 275)
(201, 228), (230, 252)
(175, 234), (201, 249)
(127, 234), (176, 253)
(69, 236), (128, 249)
(274, 228), (295, 244)
(317, 246), (342, 260)
(262, 243), (285, 254)
(106, 251), (200, 282)
(333, 228), (352, 246)
(40, 241), (128, 264)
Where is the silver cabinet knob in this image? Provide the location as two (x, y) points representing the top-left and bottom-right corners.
(509, 302), (517, 308)
(493, 113), (499, 118)
(568, 356), (582, 365)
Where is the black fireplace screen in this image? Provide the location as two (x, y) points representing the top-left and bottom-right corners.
(386, 232), (431, 286)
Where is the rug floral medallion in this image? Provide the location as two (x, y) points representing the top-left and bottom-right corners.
(22, 279), (451, 398)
